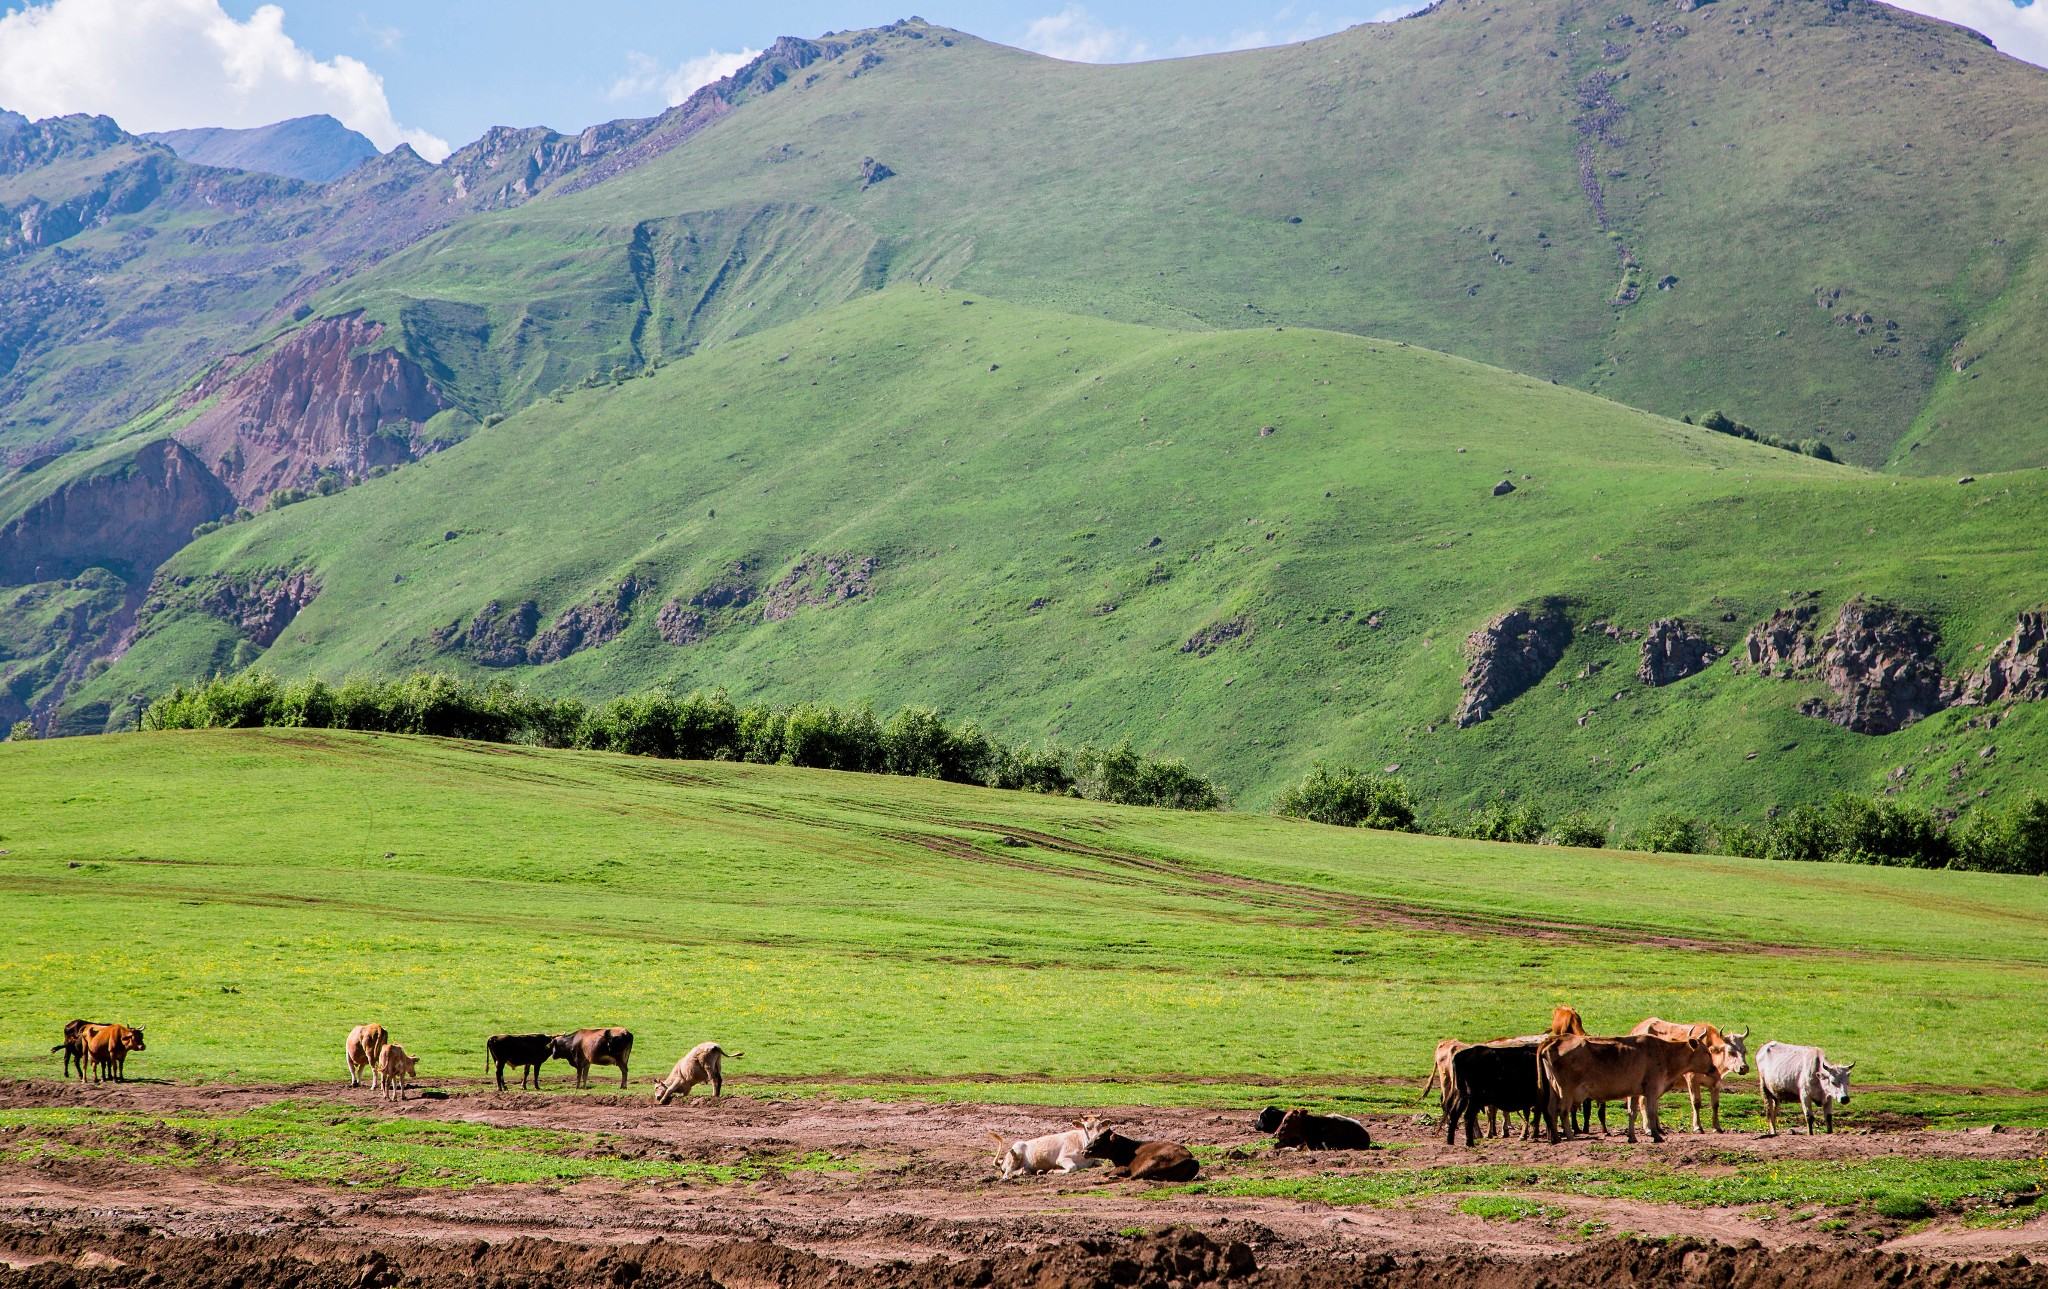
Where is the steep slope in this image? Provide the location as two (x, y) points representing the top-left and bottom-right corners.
(146, 116), (378, 182)
(71, 291), (2048, 829)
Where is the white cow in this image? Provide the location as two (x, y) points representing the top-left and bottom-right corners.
(653, 1042), (739, 1104)
(1755, 1040), (1852, 1136)
(990, 1116), (1111, 1178)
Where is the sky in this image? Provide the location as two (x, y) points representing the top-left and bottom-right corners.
(0, 0), (2044, 162)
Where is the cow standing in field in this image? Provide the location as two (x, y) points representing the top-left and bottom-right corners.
(51, 1019), (113, 1080)
(345, 1023), (389, 1089)
(1423, 1034), (1546, 1137)
(378, 1043), (419, 1101)
(1444, 1041), (1554, 1146)
(1537, 1033), (1715, 1144)
(1629, 1018), (1750, 1133)
(653, 1042), (739, 1104)
(486, 1033), (554, 1091)
(991, 1117), (1110, 1178)
(82, 1024), (145, 1083)
(1755, 1041), (1853, 1136)
(551, 1028), (633, 1089)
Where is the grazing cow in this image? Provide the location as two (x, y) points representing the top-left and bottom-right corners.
(1085, 1129), (1200, 1181)
(1755, 1041), (1853, 1136)
(51, 1019), (113, 1080)
(654, 1042), (739, 1104)
(83, 1024), (145, 1083)
(550, 1027), (633, 1089)
(1444, 1042), (1553, 1147)
(345, 1023), (388, 1089)
(485, 1033), (554, 1091)
(378, 1043), (419, 1101)
(1537, 1034), (1715, 1144)
(991, 1116), (1110, 1178)
(1272, 1108), (1372, 1150)
(1629, 1018), (1751, 1133)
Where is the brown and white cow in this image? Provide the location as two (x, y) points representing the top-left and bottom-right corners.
(345, 1023), (389, 1089)
(1629, 1017), (1750, 1132)
(378, 1043), (419, 1101)
(82, 1023), (145, 1083)
(1536, 1033), (1716, 1144)
(550, 1027), (633, 1089)
(51, 1019), (114, 1081)
(653, 1042), (738, 1104)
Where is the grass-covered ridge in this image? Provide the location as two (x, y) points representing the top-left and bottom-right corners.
(75, 291), (2048, 826)
(4, 728), (2048, 1091)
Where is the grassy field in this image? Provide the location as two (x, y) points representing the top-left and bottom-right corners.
(4, 729), (2047, 1094)
(75, 290), (2048, 825)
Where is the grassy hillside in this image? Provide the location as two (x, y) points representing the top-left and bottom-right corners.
(73, 291), (2048, 826)
(324, 1), (2048, 472)
(3, 728), (2046, 1091)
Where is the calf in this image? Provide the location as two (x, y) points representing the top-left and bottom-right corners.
(991, 1116), (1110, 1178)
(654, 1042), (739, 1104)
(1755, 1041), (1852, 1136)
(345, 1023), (388, 1089)
(51, 1019), (113, 1081)
(486, 1033), (554, 1091)
(1630, 1018), (1750, 1133)
(550, 1027), (632, 1089)
(378, 1043), (419, 1101)
(1273, 1108), (1372, 1150)
(1085, 1129), (1200, 1181)
(1538, 1034), (1715, 1144)
(1445, 1042), (1553, 1146)
(83, 1024), (145, 1083)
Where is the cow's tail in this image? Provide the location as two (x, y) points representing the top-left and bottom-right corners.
(49, 1043), (65, 1055)
(484, 1047), (493, 1077)
(987, 1132), (1008, 1149)
(1419, 1060), (1439, 1103)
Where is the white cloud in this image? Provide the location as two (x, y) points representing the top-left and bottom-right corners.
(1020, 6), (1150, 62)
(1887, 0), (2048, 67)
(0, 0), (447, 160)
(607, 47), (762, 108)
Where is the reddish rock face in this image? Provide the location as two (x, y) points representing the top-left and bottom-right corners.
(1637, 617), (1720, 687)
(1744, 601), (1821, 675)
(1454, 604), (1572, 727)
(173, 314), (446, 507)
(1958, 610), (2048, 707)
(0, 439), (234, 585)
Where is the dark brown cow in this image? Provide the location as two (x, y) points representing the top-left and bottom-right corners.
(1537, 1033), (1716, 1144)
(550, 1027), (632, 1088)
(83, 1023), (145, 1083)
(51, 1019), (113, 1080)
(1272, 1108), (1372, 1150)
(1085, 1129), (1200, 1181)
(1444, 1042), (1554, 1147)
(487, 1033), (555, 1091)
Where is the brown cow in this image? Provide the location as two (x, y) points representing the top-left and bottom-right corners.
(550, 1027), (633, 1089)
(1424, 1035), (1546, 1138)
(345, 1023), (389, 1089)
(1629, 1017), (1751, 1133)
(51, 1019), (113, 1080)
(1085, 1129), (1200, 1181)
(378, 1043), (419, 1101)
(1537, 1033), (1716, 1144)
(1549, 1006), (1587, 1036)
(83, 1023), (145, 1083)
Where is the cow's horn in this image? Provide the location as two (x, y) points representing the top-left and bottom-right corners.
(1738, 1026), (1751, 1039)
(1842, 1061), (1855, 1070)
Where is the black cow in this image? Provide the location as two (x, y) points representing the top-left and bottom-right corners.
(1265, 1108), (1372, 1150)
(486, 1033), (554, 1091)
(550, 1027), (633, 1088)
(1445, 1042), (1556, 1146)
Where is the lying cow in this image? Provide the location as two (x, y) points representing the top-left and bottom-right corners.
(654, 1042), (739, 1104)
(991, 1116), (1109, 1178)
(345, 1023), (388, 1089)
(1756, 1041), (1852, 1136)
(1271, 1108), (1372, 1150)
(1085, 1128), (1199, 1181)
(1445, 1042), (1553, 1146)
(1630, 1018), (1750, 1133)
(379, 1043), (419, 1101)
(1537, 1033), (1715, 1144)
(551, 1027), (633, 1088)
(486, 1033), (553, 1091)
(51, 1019), (113, 1081)
(83, 1023), (145, 1083)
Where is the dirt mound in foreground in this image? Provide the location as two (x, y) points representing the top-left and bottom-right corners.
(1, 1226), (2043, 1289)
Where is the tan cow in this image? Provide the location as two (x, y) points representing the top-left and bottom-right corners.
(1550, 1006), (1587, 1036)
(653, 1042), (740, 1104)
(991, 1116), (1111, 1178)
(1629, 1017), (1750, 1132)
(83, 1024), (145, 1083)
(1536, 1033), (1716, 1143)
(345, 1023), (389, 1089)
(378, 1043), (419, 1101)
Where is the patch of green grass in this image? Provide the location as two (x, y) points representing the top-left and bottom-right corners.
(1457, 1194), (1567, 1222)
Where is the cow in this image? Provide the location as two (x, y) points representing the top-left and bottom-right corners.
(1423, 1036), (1546, 1138)
(486, 1033), (554, 1092)
(378, 1043), (419, 1101)
(550, 1028), (633, 1089)
(1085, 1129), (1200, 1181)
(1444, 1041), (1553, 1146)
(1272, 1108), (1372, 1150)
(83, 1024), (145, 1083)
(1630, 1018), (1750, 1133)
(345, 1023), (388, 1089)
(653, 1042), (739, 1104)
(1755, 1041), (1853, 1136)
(1537, 1033), (1716, 1144)
(51, 1019), (113, 1080)
(1550, 1006), (1587, 1036)
(991, 1116), (1110, 1178)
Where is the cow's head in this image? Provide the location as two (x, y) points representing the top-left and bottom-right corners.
(124, 1028), (146, 1052)
(1254, 1106), (1287, 1134)
(548, 1033), (576, 1060)
(1073, 1115), (1112, 1151)
(1715, 1026), (1749, 1077)
(1819, 1059), (1853, 1105)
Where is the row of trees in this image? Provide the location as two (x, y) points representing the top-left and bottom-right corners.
(139, 672), (1220, 811)
(1273, 761), (2048, 876)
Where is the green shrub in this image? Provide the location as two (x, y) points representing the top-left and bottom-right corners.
(1873, 1193), (1934, 1221)
(1463, 798), (1545, 845)
(1955, 793), (2048, 876)
(1633, 812), (1704, 855)
(1712, 821), (1770, 859)
(6, 720), (33, 742)
(1274, 763), (1417, 831)
(1546, 812), (1608, 848)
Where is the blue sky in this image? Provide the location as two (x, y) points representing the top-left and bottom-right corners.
(0, 0), (2042, 161)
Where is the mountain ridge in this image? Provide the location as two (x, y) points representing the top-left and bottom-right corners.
(146, 115), (379, 183)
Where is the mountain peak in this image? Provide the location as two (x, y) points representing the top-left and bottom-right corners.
(146, 114), (378, 183)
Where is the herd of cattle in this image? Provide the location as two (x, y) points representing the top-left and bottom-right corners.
(48, 1008), (1858, 1171)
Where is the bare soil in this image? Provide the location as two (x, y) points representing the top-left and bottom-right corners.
(1, 1078), (2044, 1287)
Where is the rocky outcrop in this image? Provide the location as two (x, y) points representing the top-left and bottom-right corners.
(1182, 615), (1251, 656)
(1637, 618), (1720, 686)
(1742, 598), (1822, 675)
(656, 564), (758, 647)
(657, 602), (711, 647)
(173, 314), (447, 507)
(1454, 605), (1572, 727)
(195, 569), (321, 648)
(434, 599), (540, 667)
(0, 439), (235, 586)
(1956, 610), (2048, 706)
(1804, 598), (1949, 734)
(528, 578), (642, 664)
(762, 554), (874, 622)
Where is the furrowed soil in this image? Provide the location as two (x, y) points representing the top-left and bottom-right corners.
(2, 1079), (2046, 1287)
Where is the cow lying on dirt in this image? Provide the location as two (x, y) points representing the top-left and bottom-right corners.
(1538, 1033), (1716, 1144)
(486, 1033), (553, 1091)
(82, 1024), (145, 1083)
(345, 1023), (388, 1089)
(1268, 1108), (1372, 1150)
(378, 1043), (419, 1101)
(51, 1019), (114, 1080)
(1756, 1040), (1852, 1136)
(551, 1028), (633, 1089)
(1084, 1129), (1200, 1181)
(1444, 1042), (1553, 1146)
(1630, 1017), (1750, 1133)
(654, 1042), (739, 1104)
(991, 1117), (1110, 1178)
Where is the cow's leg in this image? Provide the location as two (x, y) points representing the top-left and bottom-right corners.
(619, 1060), (629, 1090)
(1823, 1103), (1834, 1135)
(1710, 1081), (1723, 1133)
(1688, 1078), (1705, 1133)
(1802, 1096), (1815, 1135)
